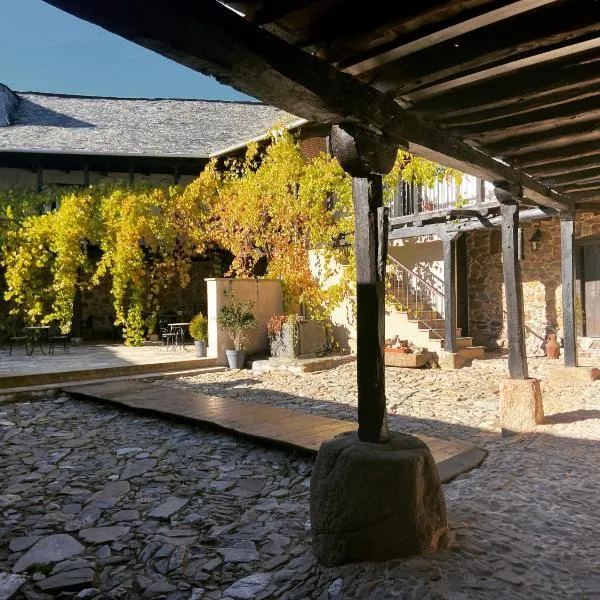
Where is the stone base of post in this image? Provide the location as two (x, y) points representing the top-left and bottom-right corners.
(310, 431), (447, 566)
(499, 378), (544, 435)
(551, 366), (600, 382)
(437, 351), (466, 370)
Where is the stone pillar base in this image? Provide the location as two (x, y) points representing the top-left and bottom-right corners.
(437, 351), (466, 370)
(499, 378), (544, 436)
(551, 367), (600, 382)
(310, 431), (447, 566)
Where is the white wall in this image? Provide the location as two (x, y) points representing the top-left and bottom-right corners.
(205, 278), (283, 365)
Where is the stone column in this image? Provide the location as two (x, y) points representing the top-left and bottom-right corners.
(310, 125), (447, 566)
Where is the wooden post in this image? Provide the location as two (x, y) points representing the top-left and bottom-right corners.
(560, 211), (578, 368)
(329, 125), (397, 443)
(498, 194), (528, 379)
(441, 234), (459, 353)
(353, 175), (389, 442)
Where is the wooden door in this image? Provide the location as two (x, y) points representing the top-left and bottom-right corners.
(583, 244), (600, 337)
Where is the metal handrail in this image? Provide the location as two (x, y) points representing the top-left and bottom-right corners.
(388, 255), (444, 299)
(387, 255), (445, 336)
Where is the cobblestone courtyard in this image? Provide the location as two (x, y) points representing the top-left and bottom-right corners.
(1, 356), (599, 599)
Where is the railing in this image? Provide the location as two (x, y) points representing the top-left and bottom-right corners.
(387, 255), (446, 337)
(389, 175), (495, 218)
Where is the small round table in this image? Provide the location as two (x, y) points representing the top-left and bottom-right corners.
(24, 325), (50, 356)
(168, 322), (190, 350)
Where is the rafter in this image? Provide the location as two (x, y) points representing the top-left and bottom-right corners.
(377, 3), (600, 97)
(341, 0), (557, 75)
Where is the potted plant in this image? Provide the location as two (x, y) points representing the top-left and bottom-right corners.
(217, 289), (257, 368)
(189, 312), (208, 357)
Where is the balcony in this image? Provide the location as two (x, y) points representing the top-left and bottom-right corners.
(389, 175), (498, 224)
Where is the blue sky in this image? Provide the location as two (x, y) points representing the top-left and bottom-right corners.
(1, 0), (252, 100)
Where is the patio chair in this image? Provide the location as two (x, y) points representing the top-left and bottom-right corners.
(9, 333), (30, 356)
(48, 324), (71, 356)
(160, 327), (177, 351)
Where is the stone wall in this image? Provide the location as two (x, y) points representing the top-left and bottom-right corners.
(467, 212), (600, 352)
(79, 255), (226, 340)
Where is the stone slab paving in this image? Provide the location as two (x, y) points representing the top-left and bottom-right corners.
(1, 355), (599, 599)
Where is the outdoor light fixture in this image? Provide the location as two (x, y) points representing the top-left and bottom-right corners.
(530, 227), (542, 251)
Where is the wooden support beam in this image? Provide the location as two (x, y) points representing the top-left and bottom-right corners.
(353, 175), (389, 442)
(330, 125), (396, 444)
(417, 48), (600, 120)
(518, 140), (600, 168)
(441, 234), (459, 353)
(560, 212), (578, 368)
(389, 207), (555, 240)
(342, 0), (559, 76)
(498, 193), (528, 379)
(42, 0), (572, 212)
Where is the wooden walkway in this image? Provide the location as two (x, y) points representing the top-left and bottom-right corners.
(67, 380), (487, 483)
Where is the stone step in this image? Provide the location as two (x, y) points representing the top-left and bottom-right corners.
(426, 336), (474, 350)
(457, 345), (486, 361)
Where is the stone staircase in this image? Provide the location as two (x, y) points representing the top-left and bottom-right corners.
(386, 259), (484, 363)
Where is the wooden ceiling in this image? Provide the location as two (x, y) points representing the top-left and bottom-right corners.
(44, 0), (600, 209)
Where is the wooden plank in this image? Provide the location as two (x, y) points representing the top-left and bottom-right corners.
(446, 94), (600, 137)
(560, 212), (578, 368)
(416, 48), (600, 119)
(442, 235), (458, 353)
(65, 380), (487, 483)
(353, 176), (388, 442)
(342, 0), (559, 75)
(485, 118), (600, 157)
(404, 37), (600, 102)
(389, 207), (555, 240)
(499, 195), (529, 379)
(527, 153), (600, 178)
(384, 3), (600, 97)
(42, 0), (572, 212)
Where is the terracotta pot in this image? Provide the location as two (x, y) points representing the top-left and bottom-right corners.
(545, 334), (560, 359)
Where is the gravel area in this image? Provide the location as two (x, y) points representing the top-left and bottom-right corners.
(1, 356), (599, 599)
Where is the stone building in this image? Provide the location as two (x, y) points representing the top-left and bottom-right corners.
(0, 82), (300, 339)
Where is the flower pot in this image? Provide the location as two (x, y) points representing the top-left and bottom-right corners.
(545, 334), (560, 359)
(194, 340), (207, 358)
(226, 349), (245, 369)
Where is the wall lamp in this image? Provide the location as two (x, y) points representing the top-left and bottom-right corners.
(530, 227), (542, 251)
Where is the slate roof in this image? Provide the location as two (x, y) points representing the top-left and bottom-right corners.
(0, 85), (301, 158)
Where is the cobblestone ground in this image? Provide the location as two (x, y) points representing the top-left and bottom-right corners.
(1, 356), (600, 599)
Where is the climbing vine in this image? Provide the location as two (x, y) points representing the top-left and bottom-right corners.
(1, 130), (461, 344)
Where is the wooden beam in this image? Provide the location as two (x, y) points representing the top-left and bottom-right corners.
(560, 212), (578, 368)
(498, 197), (528, 379)
(353, 176), (389, 443)
(42, 0), (572, 212)
(342, 0), (558, 75)
(405, 37), (600, 102)
(441, 234), (458, 353)
(437, 81), (600, 128)
(389, 207), (555, 239)
(526, 152), (600, 177)
(518, 140), (600, 168)
(484, 118), (600, 156)
(445, 94), (600, 137)
(545, 166), (600, 187)
(416, 48), (600, 119)
(383, 3), (600, 97)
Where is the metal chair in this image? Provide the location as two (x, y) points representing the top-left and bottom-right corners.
(48, 323), (71, 356)
(9, 334), (30, 356)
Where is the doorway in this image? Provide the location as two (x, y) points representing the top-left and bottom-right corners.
(580, 239), (600, 337)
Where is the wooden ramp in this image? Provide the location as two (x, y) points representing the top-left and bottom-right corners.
(67, 380), (487, 483)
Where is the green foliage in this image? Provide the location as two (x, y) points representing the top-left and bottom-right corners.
(189, 312), (208, 341)
(217, 289), (257, 350)
(1, 133), (459, 345)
